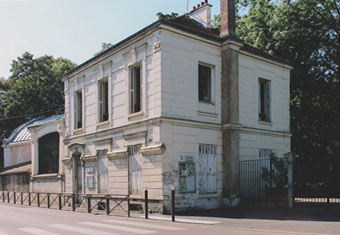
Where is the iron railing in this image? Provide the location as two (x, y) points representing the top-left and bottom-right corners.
(239, 158), (288, 198)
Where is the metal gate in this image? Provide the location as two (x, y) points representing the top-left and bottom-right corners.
(294, 156), (340, 208)
(128, 145), (142, 195)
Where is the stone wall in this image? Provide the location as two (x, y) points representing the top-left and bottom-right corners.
(0, 173), (30, 192)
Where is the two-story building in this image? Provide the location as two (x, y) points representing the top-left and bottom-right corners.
(22, 0), (291, 213)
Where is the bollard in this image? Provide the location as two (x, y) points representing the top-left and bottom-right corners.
(28, 192), (31, 206)
(47, 193), (50, 209)
(106, 195), (110, 216)
(13, 192), (16, 204)
(145, 189), (148, 219)
(21, 192), (23, 205)
(171, 189), (175, 222)
(58, 194), (62, 210)
(127, 197), (130, 217)
(87, 195), (91, 213)
(72, 194), (76, 212)
(37, 193), (40, 207)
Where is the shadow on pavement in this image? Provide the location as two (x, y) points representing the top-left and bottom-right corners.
(177, 207), (340, 222)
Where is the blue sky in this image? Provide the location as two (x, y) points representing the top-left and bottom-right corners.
(0, 0), (221, 78)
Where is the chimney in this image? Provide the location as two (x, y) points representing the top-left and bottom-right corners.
(189, 0), (212, 28)
(220, 0), (236, 37)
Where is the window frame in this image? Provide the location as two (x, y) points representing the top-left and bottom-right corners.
(258, 78), (271, 123)
(98, 77), (109, 123)
(129, 63), (142, 114)
(74, 89), (83, 130)
(198, 63), (214, 104)
(38, 132), (60, 175)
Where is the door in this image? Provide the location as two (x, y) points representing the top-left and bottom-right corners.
(98, 150), (108, 194)
(128, 145), (142, 195)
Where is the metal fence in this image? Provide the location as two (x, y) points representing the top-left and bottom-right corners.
(0, 190), (177, 221)
(239, 158), (288, 198)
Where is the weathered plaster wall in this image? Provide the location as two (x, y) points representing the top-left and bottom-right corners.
(3, 143), (31, 168)
(0, 173), (30, 192)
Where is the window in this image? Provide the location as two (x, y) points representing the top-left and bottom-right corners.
(259, 149), (272, 159)
(198, 64), (212, 103)
(129, 64), (142, 114)
(199, 144), (217, 194)
(259, 78), (271, 122)
(38, 132), (59, 174)
(98, 79), (109, 122)
(74, 89), (83, 129)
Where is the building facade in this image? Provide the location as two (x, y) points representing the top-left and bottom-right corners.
(59, 0), (291, 212)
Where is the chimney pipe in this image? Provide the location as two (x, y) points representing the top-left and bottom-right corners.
(220, 0), (236, 37)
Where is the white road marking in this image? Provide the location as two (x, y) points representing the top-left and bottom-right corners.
(17, 227), (60, 235)
(79, 221), (156, 234)
(50, 224), (120, 235)
(104, 219), (185, 231)
(145, 215), (221, 224)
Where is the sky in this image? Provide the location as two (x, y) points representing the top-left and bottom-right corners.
(0, 0), (221, 78)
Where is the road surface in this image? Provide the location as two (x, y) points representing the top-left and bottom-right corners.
(1, 204), (340, 235)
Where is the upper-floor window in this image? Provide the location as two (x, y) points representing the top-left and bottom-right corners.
(259, 78), (271, 122)
(198, 64), (212, 103)
(98, 78), (109, 122)
(129, 63), (142, 114)
(74, 89), (83, 129)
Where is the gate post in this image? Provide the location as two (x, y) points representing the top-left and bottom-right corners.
(47, 193), (50, 209)
(87, 195), (91, 213)
(21, 192), (23, 205)
(145, 189), (148, 219)
(286, 152), (295, 209)
(37, 193), (40, 207)
(7, 192), (10, 203)
(106, 195), (110, 215)
(72, 194), (76, 211)
(13, 192), (16, 204)
(58, 194), (62, 210)
(171, 187), (176, 222)
(2, 191), (4, 203)
(28, 192), (31, 206)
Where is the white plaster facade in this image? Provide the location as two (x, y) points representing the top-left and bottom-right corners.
(46, 1), (292, 212)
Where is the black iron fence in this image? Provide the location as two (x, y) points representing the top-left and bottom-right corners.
(239, 158), (288, 198)
(0, 190), (177, 221)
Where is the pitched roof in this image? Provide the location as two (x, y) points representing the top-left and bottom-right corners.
(64, 16), (291, 78)
(3, 115), (64, 146)
(0, 161), (31, 176)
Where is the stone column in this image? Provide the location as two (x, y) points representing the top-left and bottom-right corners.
(221, 40), (242, 204)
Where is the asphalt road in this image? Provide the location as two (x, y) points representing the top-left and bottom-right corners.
(1, 204), (340, 235)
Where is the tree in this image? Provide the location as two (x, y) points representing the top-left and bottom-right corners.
(0, 52), (76, 140)
(94, 43), (113, 56)
(156, 12), (179, 20)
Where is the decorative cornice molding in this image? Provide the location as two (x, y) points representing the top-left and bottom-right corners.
(107, 150), (129, 160)
(141, 144), (166, 156)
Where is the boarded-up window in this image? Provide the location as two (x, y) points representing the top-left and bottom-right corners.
(98, 79), (109, 122)
(199, 144), (217, 194)
(129, 64), (142, 114)
(179, 157), (196, 193)
(128, 145), (142, 195)
(259, 78), (271, 122)
(38, 132), (59, 174)
(198, 64), (212, 103)
(74, 89), (83, 129)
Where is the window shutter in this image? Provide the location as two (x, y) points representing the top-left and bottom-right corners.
(265, 81), (270, 121)
(130, 67), (134, 113)
(74, 92), (78, 129)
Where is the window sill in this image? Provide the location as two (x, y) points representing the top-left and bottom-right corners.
(73, 128), (84, 135)
(128, 111), (144, 120)
(197, 111), (217, 118)
(258, 120), (273, 126)
(96, 121), (110, 128)
(32, 174), (61, 179)
(199, 101), (215, 106)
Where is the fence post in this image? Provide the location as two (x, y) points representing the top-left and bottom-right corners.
(13, 192), (16, 204)
(106, 195), (110, 215)
(37, 193), (40, 207)
(145, 189), (148, 219)
(127, 196), (130, 217)
(28, 192), (31, 206)
(58, 194), (62, 210)
(21, 192), (23, 205)
(7, 192), (9, 203)
(171, 188), (175, 222)
(72, 194), (76, 211)
(87, 195), (91, 213)
(2, 191), (5, 203)
(286, 152), (294, 209)
(47, 193), (50, 209)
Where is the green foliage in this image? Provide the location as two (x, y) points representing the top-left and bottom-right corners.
(156, 12), (179, 20)
(0, 52), (76, 139)
(94, 43), (113, 56)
